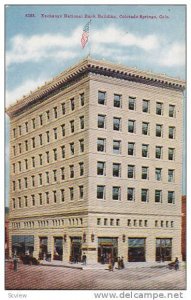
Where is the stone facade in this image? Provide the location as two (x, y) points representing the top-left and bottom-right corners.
(6, 58), (185, 263)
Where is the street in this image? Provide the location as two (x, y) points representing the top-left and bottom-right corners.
(5, 262), (186, 290)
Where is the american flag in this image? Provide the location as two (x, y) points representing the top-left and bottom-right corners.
(81, 20), (91, 49)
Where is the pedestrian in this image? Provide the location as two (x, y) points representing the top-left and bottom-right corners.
(74, 254), (78, 264)
(82, 252), (87, 265)
(111, 257), (115, 271)
(121, 257), (125, 269)
(174, 257), (179, 271)
(108, 254), (112, 271)
(13, 254), (18, 272)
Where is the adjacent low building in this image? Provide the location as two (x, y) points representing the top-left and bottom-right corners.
(6, 57), (185, 263)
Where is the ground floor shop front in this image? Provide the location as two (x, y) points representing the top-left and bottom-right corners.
(10, 233), (180, 263)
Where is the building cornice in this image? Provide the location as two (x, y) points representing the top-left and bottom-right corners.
(6, 57), (186, 118)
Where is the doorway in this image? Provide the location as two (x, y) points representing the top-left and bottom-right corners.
(98, 238), (118, 263)
(70, 237), (82, 262)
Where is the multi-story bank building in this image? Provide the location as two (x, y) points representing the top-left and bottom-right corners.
(7, 58), (185, 263)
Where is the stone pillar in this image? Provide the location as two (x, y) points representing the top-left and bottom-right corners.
(84, 234), (97, 264)
(146, 236), (156, 262)
(118, 235), (127, 261)
(172, 231), (182, 261)
(63, 234), (70, 262)
(33, 234), (40, 259)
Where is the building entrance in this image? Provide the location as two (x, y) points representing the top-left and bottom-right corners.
(54, 237), (63, 261)
(98, 238), (118, 263)
(128, 238), (146, 262)
(156, 238), (172, 261)
(70, 237), (82, 263)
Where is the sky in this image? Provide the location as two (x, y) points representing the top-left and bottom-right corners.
(5, 4), (186, 205)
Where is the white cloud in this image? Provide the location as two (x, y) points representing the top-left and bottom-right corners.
(6, 76), (50, 107)
(158, 43), (185, 67)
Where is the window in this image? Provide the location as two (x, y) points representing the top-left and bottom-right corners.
(139, 220), (142, 227)
(112, 186), (121, 200)
(113, 140), (121, 154)
(32, 118), (35, 129)
(169, 105), (176, 117)
(97, 161), (106, 176)
(142, 144), (149, 157)
(39, 173), (42, 185)
(53, 128), (57, 140)
(142, 99), (150, 113)
(39, 114), (43, 126)
(155, 168), (162, 181)
(142, 167), (149, 179)
(70, 98), (75, 111)
(128, 120), (135, 133)
(24, 140), (28, 151)
(97, 138), (106, 152)
(156, 146), (162, 159)
(166, 221), (169, 228)
(79, 186), (84, 199)
(53, 191), (57, 203)
(104, 218), (108, 226)
(61, 189), (65, 202)
(31, 176), (35, 187)
(70, 120), (75, 133)
(46, 131), (50, 143)
(19, 125), (22, 136)
(155, 190), (162, 203)
(142, 122), (149, 135)
(13, 128), (16, 138)
(46, 110), (50, 121)
(18, 143), (22, 154)
(70, 165), (74, 178)
(53, 170), (57, 182)
(53, 148), (57, 161)
(79, 162), (84, 176)
(39, 154), (43, 165)
(98, 91), (106, 105)
(39, 193), (42, 205)
(18, 161), (21, 172)
(25, 122), (28, 133)
(24, 177), (27, 188)
(61, 167), (65, 180)
(168, 191), (175, 204)
(171, 221), (174, 228)
(61, 102), (66, 115)
(127, 219), (131, 226)
(128, 165), (135, 179)
(80, 116), (84, 130)
(61, 124), (65, 137)
(168, 148), (175, 160)
(161, 221), (164, 227)
(110, 219), (114, 226)
(46, 172), (49, 184)
(97, 185), (105, 199)
(97, 218), (101, 225)
(45, 151), (49, 163)
(98, 115), (106, 129)
(70, 143), (74, 155)
(24, 196), (28, 207)
(31, 195), (35, 206)
(79, 139), (84, 153)
(169, 127), (175, 139)
(113, 117), (121, 131)
(116, 219), (120, 226)
(128, 142), (135, 156)
(80, 93), (85, 106)
(114, 94), (121, 108)
(61, 145), (65, 158)
(156, 124), (163, 137)
(53, 106), (58, 118)
(168, 169), (175, 182)
(156, 102), (163, 115)
(32, 137), (35, 148)
(18, 179), (21, 190)
(32, 157), (35, 168)
(12, 181), (16, 191)
(25, 159), (28, 170)
(18, 197), (21, 208)
(144, 220), (148, 227)
(128, 97), (136, 110)
(69, 187), (74, 200)
(113, 163), (121, 177)
(127, 188), (135, 201)
(141, 189), (149, 202)
(45, 192), (49, 204)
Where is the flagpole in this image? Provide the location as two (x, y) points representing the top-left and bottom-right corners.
(88, 19), (91, 58)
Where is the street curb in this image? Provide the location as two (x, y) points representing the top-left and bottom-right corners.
(40, 263), (83, 270)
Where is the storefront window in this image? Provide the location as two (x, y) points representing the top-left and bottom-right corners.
(128, 238), (146, 262)
(156, 238), (172, 261)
